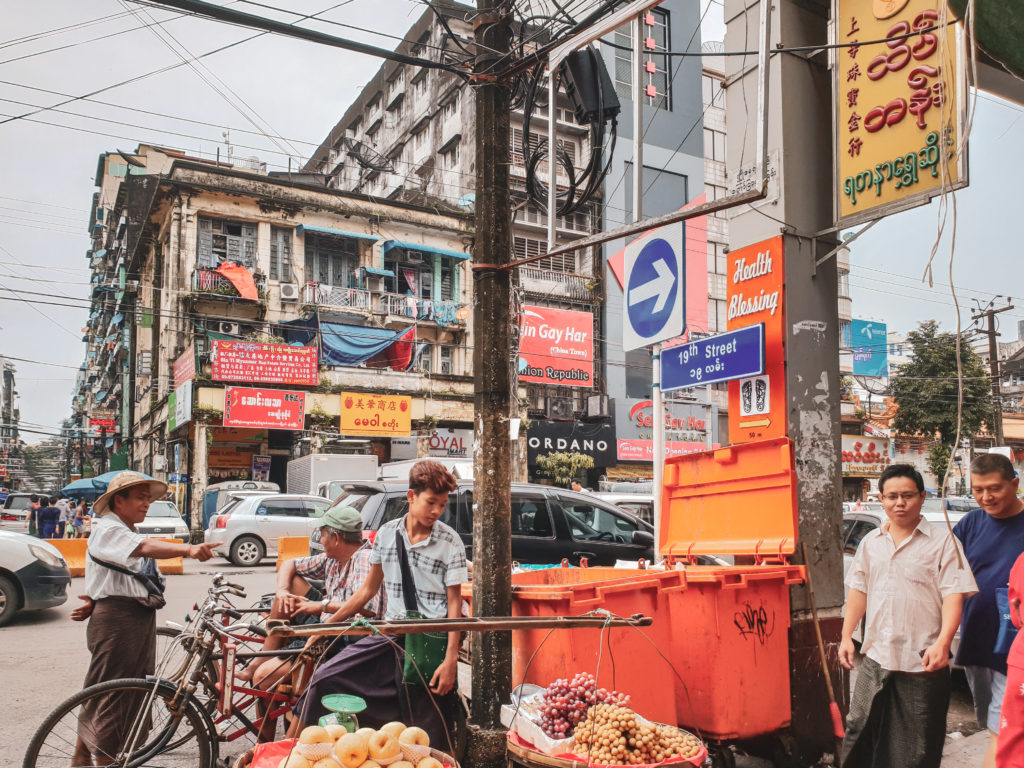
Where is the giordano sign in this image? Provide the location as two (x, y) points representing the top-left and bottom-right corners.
(833, 0), (968, 226)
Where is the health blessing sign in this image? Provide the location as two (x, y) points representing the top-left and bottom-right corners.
(518, 305), (593, 388)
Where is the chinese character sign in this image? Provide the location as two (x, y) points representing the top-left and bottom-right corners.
(212, 341), (319, 386)
(340, 392), (412, 437)
(851, 319), (889, 377)
(518, 306), (594, 388)
(835, 0), (966, 225)
(223, 387), (306, 430)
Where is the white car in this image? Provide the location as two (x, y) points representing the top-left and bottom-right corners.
(204, 493), (332, 566)
(136, 500), (190, 544)
(0, 531), (70, 626)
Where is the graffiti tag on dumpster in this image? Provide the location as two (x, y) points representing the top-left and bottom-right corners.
(734, 602), (775, 645)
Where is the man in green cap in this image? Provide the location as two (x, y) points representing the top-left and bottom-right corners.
(245, 506), (383, 697)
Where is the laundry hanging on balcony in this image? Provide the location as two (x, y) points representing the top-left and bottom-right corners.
(319, 320), (416, 368)
(365, 326), (416, 371)
(215, 261), (258, 300)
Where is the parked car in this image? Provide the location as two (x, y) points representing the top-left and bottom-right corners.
(592, 492), (654, 525)
(2, 492), (43, 522)
(201, 481), (280, 530)
(326, 481), (656, 566)
(204, 493), (333, 566)
(136, 500), (190, 543)
(0, 531), (70, 626)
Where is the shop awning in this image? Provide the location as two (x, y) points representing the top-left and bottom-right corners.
(93, 249), (107, 260)
(363, 266), (395, 277)
(297, 225), (380, 241)
(382, 240), (470, 261)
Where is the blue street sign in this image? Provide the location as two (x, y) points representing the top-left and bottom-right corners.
(661, 324), (766, 391)
(622, 222), (685, 351)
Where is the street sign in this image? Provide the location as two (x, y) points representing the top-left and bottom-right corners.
(622, 221), (685, 352)
(661, 324), (765, 391)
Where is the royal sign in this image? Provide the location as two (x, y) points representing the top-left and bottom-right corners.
(212, 341), (319, 386)
(223, 387), (306, 430)
(340, 392), (412, 437)
(518, 305), (594, 388)
(834, 0), (967, 226)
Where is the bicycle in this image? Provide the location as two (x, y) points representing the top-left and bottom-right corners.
(24, 575), (318, 768)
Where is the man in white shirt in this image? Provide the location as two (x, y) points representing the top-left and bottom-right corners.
(840, 464), (977, 768)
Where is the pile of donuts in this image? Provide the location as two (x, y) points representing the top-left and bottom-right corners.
(281, 721), (447, 768)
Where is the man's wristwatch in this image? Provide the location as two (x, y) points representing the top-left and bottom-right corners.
(321, 597), (330, 612)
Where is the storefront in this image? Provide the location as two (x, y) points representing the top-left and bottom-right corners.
(608, 397), (718, 479)
(526, 419), (616, 486)
(841, 435), (892, 500)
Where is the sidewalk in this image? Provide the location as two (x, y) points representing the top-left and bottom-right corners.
(941, 728), (990, 766)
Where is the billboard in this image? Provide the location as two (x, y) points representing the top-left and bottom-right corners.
(851, 319), (889, 377)
(340, 392), (412, 437)
(834, 0), (967, 226)
(223, 387), (306, 430)
(391, 428), (473, 460)
(212, 341), (319, 386)
(518, 305), (593, 388)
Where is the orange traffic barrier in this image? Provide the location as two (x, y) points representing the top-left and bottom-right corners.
(45, 538), (86, 577)
(157, 538), (184, 575)
(276, 536), (309, 570)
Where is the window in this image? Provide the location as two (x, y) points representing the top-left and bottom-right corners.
(513, 235), (577, 273)
(838, 270), (850, 298)
(704, 128), (726, 162)
(554, 498), (639, 542)
(841, 320), (853, 349)
(197, 217), (257, 269)
(510, 496), (554, 537)
(305, 500), (330, 518)
(440, 264), (454, 301)
(304, 233), (359, 288)
(269, 227), (293, 281)
(413, 126), (430, 152)
(613, 8), (672, 109)
(439, 142), (460, 169)
(843, 519), (877, 554)
(256, 499), (305, 517)
(440, 98), (458, 121)
(702, 74), (724, 110)
(439, 345), (453, 375)
(509, 127), (578, 168)
(385, 258), (431, 296)
(419, 346), (433, 373)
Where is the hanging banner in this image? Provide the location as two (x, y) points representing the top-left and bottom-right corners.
(223, 387), (306, 430)
(833, 0), (967, 226)
(252, 455), (272, 482)
(851, 319), (889, 376)
(212, 340), (319, 386)
(173, 344), (196, 389)
(518, 305), (594, 388)
(727, 237), (786, 444)
(340, 392), (412, 437)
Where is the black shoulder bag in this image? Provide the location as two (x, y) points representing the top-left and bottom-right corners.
(396, 530), (448, 685)
(88, 551), (167, 609)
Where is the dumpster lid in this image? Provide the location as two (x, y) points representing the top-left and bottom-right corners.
(660, 437), (798, 561)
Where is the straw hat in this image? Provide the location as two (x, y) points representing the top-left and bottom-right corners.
(93, 471), (169, 516)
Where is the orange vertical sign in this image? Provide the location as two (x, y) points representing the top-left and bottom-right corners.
(727, 237), (786, 444)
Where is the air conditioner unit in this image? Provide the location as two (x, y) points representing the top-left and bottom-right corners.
(364, 275), (384, 292)
(587, 394), (611, 418)
(547, 397), (574, 420)
(218, 322), (240, 335)
(406, 251), (424, 264)
(280, 283), (300, 301)
(153, 454), (167, 471)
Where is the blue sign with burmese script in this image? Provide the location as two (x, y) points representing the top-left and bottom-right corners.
(661, 324), (765, 391)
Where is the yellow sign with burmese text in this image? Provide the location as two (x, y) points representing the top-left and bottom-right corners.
(340, 392), (412, 437)
(834, 0), (967, 225)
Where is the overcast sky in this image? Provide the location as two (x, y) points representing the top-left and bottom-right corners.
(0, 1), (1020, 443)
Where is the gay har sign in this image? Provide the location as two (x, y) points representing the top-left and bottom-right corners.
(518, 305), (593, 388)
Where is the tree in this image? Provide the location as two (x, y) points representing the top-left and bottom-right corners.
(926, 443), (951, 493)
(889, 320), (991, 481)
(535, 451), (594, 487)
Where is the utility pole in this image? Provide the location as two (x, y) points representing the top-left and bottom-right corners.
(971, 301), (1014, 446)
(467, 0), (513, 766)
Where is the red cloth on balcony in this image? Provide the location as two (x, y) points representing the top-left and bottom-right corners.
(366, 326), (415, 370)
(215, 261), (258, 300)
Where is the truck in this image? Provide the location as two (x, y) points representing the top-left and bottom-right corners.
(286, 454), (379, 498)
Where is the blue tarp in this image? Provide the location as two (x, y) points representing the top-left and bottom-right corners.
(382, 239), (470, 261)
(297, 224), (380, 241)
(321, 320), (409, 366)
(110, 313), (124, 325)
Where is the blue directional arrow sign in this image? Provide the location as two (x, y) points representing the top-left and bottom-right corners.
(661, 324), (765, 391)
(622, 221), (685, 351)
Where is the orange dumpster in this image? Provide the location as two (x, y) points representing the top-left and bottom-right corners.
(276, 536), (309, 570)
(45, 538), (86, 577)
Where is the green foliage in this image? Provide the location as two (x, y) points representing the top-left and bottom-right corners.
(927, 442), (951, 492)
(536, 451), (595, 488)
(889, 320), (991, 449)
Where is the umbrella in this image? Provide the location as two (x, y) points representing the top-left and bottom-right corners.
(61, 470), (157, 501)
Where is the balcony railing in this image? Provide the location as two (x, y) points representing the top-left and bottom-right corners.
(303, 283), (372, 312)
(519, 266), (594, 302)
(378, 293), (466, 327)
(191, 268), (267, 300)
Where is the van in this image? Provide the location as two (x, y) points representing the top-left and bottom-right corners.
(201, 481), (279, 530)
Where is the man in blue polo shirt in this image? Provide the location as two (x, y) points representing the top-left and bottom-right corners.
(953, 452), (1024, 768)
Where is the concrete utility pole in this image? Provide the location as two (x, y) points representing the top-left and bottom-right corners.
(466, 1), (513, 766)
(725, 0), (843, 762)
(971, 301), (1014, 446)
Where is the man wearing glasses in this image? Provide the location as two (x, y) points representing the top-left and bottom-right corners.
(840, 464), (976, 768)
(953, 452), (1024, 768)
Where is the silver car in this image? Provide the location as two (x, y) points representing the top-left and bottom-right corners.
(204, 493), (332, 566)
(136, 500), (190, 543)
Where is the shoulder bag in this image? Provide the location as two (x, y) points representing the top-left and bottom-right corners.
(396, 528), (448, 685)
(88, 551), (167, 610)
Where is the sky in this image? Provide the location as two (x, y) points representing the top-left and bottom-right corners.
(0, 0), (1020, 442)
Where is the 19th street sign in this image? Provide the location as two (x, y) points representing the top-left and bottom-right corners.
(661, 324), (765, 391)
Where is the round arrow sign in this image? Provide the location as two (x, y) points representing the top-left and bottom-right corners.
(626, 238), (679, 338)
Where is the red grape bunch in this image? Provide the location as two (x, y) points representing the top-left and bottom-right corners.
(537, 672), (631, 739)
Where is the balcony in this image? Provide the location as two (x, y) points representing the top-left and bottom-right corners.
(519, 266), (594, 302)
(191, 269), (267, 301)
(303, 283), (372, 313)
(377, 293), (467, 327)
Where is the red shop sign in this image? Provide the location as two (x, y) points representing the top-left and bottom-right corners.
(518, 305), (594, 388)
(212, 341), (319, 386)
(223, 387), (306, 430)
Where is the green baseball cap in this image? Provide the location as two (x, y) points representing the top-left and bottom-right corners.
(318, 505), (363, 533)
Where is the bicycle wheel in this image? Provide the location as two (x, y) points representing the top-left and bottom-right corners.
(23, 677), (217, 768)
(155, 627), (220, 711)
